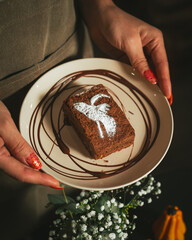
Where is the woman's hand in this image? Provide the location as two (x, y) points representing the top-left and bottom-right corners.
(79, 0), (172, 104)
(0, 101), (62, 188)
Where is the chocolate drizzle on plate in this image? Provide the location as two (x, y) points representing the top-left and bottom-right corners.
(29, 69), (160, 180)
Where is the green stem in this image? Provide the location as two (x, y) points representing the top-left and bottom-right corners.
(62, 188), (73, 219)
(62, 188), (68, 204)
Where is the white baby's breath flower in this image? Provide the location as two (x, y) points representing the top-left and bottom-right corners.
(98, 213), (104, 220)
(139, 189), (146, 195)
(82, 232), (88, 237)
(115, 225), (120, 229)
(114, 202), (118, 206)
(138, 201), (144, 206)
(109, 233), (116, 239)
(106, 200), (111, 207)
(143, 190), (147, 195)
(99, 227), (104, 232)
(157, 182), (161, 187)
(50, 175), (160, 240)
(81, 224), (87, 232)
(138, 190), (143, 196)
(119, 203), (124, 208)
(93, 194), (98, 199)
(132, 223), (136, 230)
(146, 186), (152, 193)
(61, 214), (66, 220)
(87, 235), (92, 240)
(104, 223), (109, 229)
(80, 190), (86, 197)
(83, 199), (88, 204)
(123, 224), (127, 229)
(71, 220), (76, 228)
(76, 203), (80, 208)
(119, 232), (124, 237)
(87, 210), (96, 218)
(136, 181), (141, 186)
(97, 192), (102, 197)
(100, 205), (105, 211)
(122, 232), (128, 238)
(108, 221), (112, 227)
(155, 189), (161, 195)
(118, 218), (122, 224)
(90, 210), (96, 216)
(113, 212), (118, 219)
(76, 196), (81, 201)
(86, 205), (91, 210)
(81, 215), (87, 222)
(130, 190), (134, 195)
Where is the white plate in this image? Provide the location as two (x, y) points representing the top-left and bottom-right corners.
(19, 58), (173, 190)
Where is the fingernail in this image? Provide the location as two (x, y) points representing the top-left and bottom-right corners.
(50, 186), (64, 189)
(144, 69), (157, 84)
(168, 93), (173, 105)
(26, 153), (42, 170)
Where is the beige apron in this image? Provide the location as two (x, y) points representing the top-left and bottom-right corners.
(0, 1), (93, 239)
(0, 0), (93, 100)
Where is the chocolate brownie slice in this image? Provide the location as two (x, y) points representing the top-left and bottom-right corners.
(63, 84), (135, 159)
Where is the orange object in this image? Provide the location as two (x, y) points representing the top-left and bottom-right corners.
(152, 205), (186, 240)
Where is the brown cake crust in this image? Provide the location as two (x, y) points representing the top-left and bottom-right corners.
(63, 84), (135, 159)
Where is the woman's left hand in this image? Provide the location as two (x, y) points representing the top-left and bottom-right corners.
(0, 101), (62, 188)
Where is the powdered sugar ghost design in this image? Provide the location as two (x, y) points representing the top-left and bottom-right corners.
(73, 94), (116, 138)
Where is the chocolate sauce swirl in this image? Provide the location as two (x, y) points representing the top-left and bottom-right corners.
(29, 69), (160, 180)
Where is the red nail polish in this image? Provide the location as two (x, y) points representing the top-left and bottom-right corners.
(51, 186), (64, 189)
(168, 93), (173, 105)
(26, 153), (42, 170)
(144, 69), (157, 84)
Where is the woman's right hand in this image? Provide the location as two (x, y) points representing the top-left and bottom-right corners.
(79, 0), (172, 103)
(0, 101), (62, 188)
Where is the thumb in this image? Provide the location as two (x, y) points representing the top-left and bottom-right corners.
(124, 37), (157, 84)
(1, 118), (42, 170)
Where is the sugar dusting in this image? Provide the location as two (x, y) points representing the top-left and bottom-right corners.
(73, 94), (116, 138)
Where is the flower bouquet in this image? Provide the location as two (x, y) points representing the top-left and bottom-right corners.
(48, 175), (161, 240)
